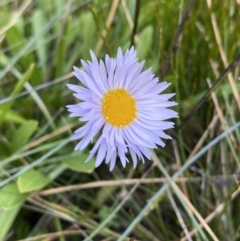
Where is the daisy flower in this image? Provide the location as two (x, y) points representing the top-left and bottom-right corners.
(67, 47), (177, 171)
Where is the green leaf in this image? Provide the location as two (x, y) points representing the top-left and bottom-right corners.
(136, 25), (153, 60)
(11, 120), (38, 152)
(0, 63), (35, 123)
(63, 152), (95, 173)
(48, 164), (66, 181)
(80, 12), (97, 59)
(8, 63), (35, 100)
(0, 183), (29, 209)
(5, 25), (25, 54)
(32, 10), (47, 75)
(17, 169), (51, 193)
(65, 12), (97, 71)
(0, 206), (21, 240)
(0, 109), (27, 124)
(5, 25), (35, 70)
(55, 17), (71, 77)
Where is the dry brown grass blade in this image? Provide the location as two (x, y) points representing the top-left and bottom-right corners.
(37, 175), (235, 196)
(17, 230), (80, 241)
(0, 0), (32, 37)
(23, 121), (79, 151)
(121, 0), (134, 29)
(94, 0), (120, 55)
(186, 114), (218, 160)
(152, 154), (220, 241)
(27, 196), (76, 222)
(181, 186), (240, 241)
(167, 189), (193, 241)
(207, 78), (236, 144)
(172, 183), (220, 241)
(206, 0), (240, 111)
(178, 51), (240, 130)
(173, 140), (189, 198)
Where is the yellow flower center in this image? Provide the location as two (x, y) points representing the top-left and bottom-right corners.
(101, 89), (137, 128)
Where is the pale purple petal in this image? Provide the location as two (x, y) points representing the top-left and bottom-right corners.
(95, 141), (107, 167)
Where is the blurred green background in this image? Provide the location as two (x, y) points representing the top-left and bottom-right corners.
(0, 0), (240, 240)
